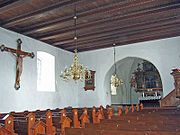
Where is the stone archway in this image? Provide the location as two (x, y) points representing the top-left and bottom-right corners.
(104, 57), (163, 106)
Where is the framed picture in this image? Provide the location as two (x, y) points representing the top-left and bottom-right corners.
(84, 70), (95, 91)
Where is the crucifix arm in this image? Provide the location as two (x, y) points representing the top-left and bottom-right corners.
(21, 51), (34, 58)
(8, 49), (18, 59)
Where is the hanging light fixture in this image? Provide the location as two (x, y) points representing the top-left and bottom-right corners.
(60, 5), (91, 83)
(110, 43), (123, 87)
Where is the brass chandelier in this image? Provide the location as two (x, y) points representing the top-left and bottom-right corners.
(110, 43), (123, 87)
(60, 6), (91, 83)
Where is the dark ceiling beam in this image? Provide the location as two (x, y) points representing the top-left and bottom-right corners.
(0, 0), (18, 8)
(36, 2), (180, 41)
(63, 21), (180, 50)
(51, 12), (180, 45)
(20, 0), (135, 33)
(21, 0), (160, 35)
(62, 35), (117, 50)
(1, 0), (85, 27)
(72, 23), (180, 51)
(0, 0), (30, 13)
(48, 9), (180, 45)
(75, 29), (180, 52)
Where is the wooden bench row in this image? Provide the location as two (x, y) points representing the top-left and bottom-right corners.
(64, 106), (180, 135)
(0, 105), (117, 135)
(0, 110), (56, 135)
(0, 115), (17, 135)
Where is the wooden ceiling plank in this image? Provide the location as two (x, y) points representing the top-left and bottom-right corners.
(21, 0), (161, 35)
(53, 13), (180, 46)
(40, 7), (180, 45)
(36, 2), (180, 41)
(0, 0), (30, 13)
(28, 0), (179, 36)
(0, 0), (179, 52)
(20, 0), (134, 33)
(1, 0), (84, 27)
(0, 0), (18, 8)
(25, 0), (178, 35)
(63, 20), (180, 50)
(70, 23), (180, 51)
(75, 30), (180, 52)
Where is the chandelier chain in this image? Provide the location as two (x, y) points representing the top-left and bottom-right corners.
(60, 5), (91, 83)
(111, 43), (123, 87)
(113, 44), (116, 74)
(74, 5), (77, 50)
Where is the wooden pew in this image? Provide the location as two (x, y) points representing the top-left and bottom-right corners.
(65, 107), (180, 135)
(80, 108), (90, 128)
(45, 110), (56, 135)
(32, 108), (63, 134)
(0, 114), (18, 135)
(0, 106), (109, 135)
(60, 116), (72, 135)
(73, 109), (80, 128)
(88, 119), (180, 131)
(0, 126), (12, 135)
(92, 106), (98, 123)
(13, 113), (47, 135)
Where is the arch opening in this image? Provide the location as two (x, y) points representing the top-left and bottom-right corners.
(104, 57), (163, 107)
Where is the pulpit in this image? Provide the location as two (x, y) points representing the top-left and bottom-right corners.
(171, 68), (180, 98)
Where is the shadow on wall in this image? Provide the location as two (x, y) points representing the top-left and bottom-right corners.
(104, 57), (163, 105)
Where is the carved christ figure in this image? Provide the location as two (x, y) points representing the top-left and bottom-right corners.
(8, 48), (27, 83)
(0, 39), (34, 90)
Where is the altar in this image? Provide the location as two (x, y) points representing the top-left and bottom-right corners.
(130, 61), (163, 107)
(139, 96), (161, 107)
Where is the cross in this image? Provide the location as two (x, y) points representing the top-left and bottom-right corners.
(1, 39), (35, 90)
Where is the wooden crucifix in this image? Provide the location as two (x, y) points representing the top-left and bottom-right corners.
(0, 39), (35, 90)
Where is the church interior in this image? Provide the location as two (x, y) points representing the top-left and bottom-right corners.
(0, 0), (180, 134)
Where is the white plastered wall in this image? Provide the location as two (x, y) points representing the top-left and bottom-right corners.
(0, 27), (79, 113)
(0, 27), (180, 112)
(78, 36), (180, 107)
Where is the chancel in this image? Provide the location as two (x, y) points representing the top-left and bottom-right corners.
(0, 0), (180, 135)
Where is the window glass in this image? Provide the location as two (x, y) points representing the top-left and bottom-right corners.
(37, 51), (55, 92)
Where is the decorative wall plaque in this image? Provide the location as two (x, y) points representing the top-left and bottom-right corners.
(84, 71), (95, 91)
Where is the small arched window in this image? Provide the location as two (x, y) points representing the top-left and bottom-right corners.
(37, 51), (55, 92)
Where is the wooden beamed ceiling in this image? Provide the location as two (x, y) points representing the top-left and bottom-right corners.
(0, 0), (180, 52)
